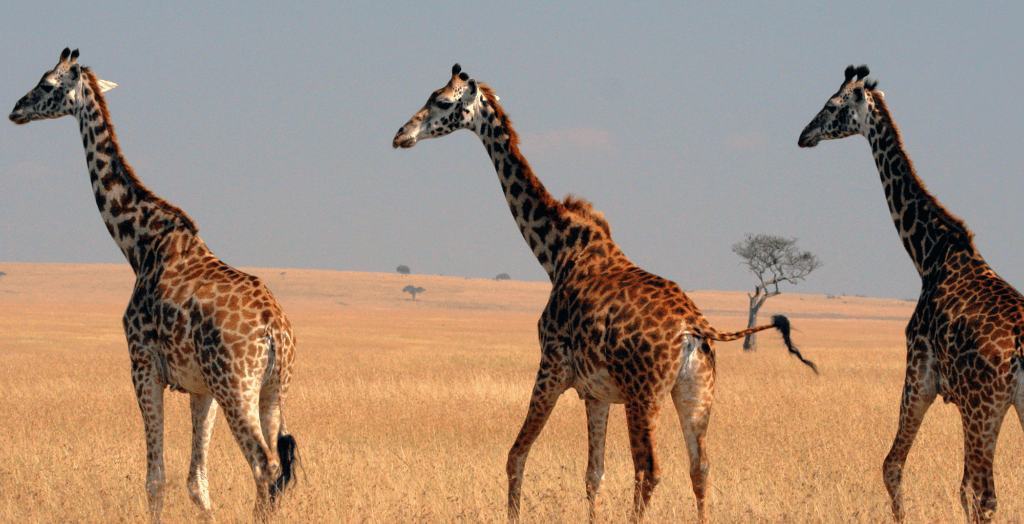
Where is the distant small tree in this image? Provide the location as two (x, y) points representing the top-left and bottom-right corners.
(732, 234), (822, 351)
(495, 273), (511, 281)
(403, 285), (425, 300)
(396, 265), (411, 275)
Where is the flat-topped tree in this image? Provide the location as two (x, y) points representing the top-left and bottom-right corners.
(9, 48), (298, 523)
(394, 63), (817, 523)
(800, 65), (1024, 524)
(732, 234), (821, 351)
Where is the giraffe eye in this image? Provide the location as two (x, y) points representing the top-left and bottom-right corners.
(434, 100), (453, 110)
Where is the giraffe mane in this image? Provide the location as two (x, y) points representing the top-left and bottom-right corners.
(562, 195), (612, 237)
(871, 92), (975, 245)
(477, 82), (564, 215)
(82, 68), (199, 234)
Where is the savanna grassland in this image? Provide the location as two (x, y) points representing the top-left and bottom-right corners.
(2, 263), (1024, 523)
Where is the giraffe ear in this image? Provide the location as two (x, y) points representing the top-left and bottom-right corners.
(467, 78), (478, 96)
(96, 79), (118, 93)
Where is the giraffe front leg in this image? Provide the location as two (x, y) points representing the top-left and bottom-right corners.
(131, 360), (167, 524)
(882, 345), (936, 522)
(187, 393), (218, 516)
(624, 400), (663, 523)
(585, 400), (610, 524)
(506, 357), (567, 524)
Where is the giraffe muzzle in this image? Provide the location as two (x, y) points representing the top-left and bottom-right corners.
(9, 106), (30, 125)
(392, 125), (420, 149)
(797, 129), (820, 148)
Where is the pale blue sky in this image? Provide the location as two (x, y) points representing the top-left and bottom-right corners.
(3, 2), (1022, 300)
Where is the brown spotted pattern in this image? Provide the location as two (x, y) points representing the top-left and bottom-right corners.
(395, 64), (818, 523)
(799, 65), (1024, 524)
(10, 48), (297, 523)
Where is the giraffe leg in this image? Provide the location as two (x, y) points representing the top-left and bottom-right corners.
(882, 348), (936, 522)
(132, 367), (167, 524)
(187, 393), (218, 516)
(624, 400), (663, 523)
(219, 393), (278, 522)
(958, 408), (1004, 524)
(259, 392), (295, 503)
(506, 359), (567, 524)
(671, 380), (712, 524)
(585, 400), (610, 524)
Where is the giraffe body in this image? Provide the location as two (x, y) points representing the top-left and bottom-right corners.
(799, 65), (1024, 523)
(395, 64), (817, 523)
(10, 48), (297, 522)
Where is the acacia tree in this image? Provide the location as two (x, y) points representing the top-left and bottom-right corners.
(732, 234), (822, 351)
(396, 265), (411, 275)
(403, 285), (425, 300)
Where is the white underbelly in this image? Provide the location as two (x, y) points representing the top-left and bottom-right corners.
(162, 346), (210, 394)
(573, 368), (627, 404)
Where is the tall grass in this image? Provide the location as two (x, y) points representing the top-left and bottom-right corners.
(1, 266), (1023, 522)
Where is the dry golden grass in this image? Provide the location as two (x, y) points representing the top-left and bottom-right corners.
(2, 263), (1024, 523)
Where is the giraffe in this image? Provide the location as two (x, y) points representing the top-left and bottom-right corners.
(9, 48), (298, 522)
(394, 64), (818, 523)
(799, 64), (1024, 523)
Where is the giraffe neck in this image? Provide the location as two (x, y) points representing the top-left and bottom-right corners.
(469, 89), (571, 280)
(73, 69), (198, 275)
(865, 95), (973, 277)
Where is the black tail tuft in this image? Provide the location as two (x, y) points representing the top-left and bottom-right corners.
(771, 315), (819, 374)
(270, 433), (298, 502)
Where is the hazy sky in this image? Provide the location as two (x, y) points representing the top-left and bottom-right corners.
(3, 2), (1022, 300)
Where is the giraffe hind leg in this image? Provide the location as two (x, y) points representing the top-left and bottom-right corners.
(259, 394), (298, 502)
(672, 381), (712, 524)
(217, 391), (279, 522)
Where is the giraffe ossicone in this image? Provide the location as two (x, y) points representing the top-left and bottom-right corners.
(10, 48), (299, 523)
(800, 64), (1024, 524)
(395, 63), (817, 524)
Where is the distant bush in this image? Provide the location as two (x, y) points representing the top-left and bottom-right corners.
(494, 273), (511, 281)
(396, 265), (411, 275)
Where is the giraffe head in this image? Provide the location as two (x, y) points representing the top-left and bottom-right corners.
(9, 47), (117, 125)
(798, 64), (880, 148)
(392, 63), (488, 149)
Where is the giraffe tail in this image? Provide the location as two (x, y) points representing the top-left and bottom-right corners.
(270, 429), (298, 502)
(264, 328), (299, 501)
(768, 315), (819, 374)
(705, 315), (819, 374)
